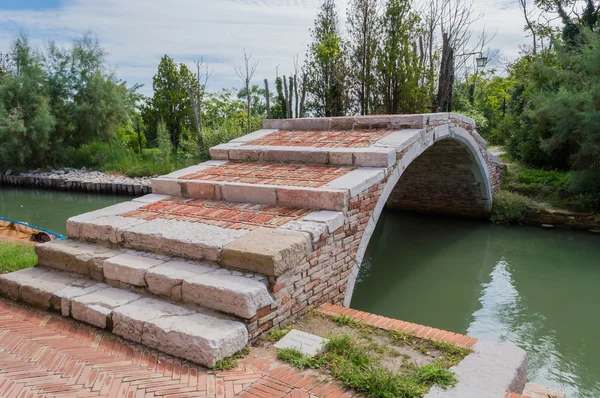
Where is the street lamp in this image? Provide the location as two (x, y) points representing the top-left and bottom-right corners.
(456, 52), (488, 69)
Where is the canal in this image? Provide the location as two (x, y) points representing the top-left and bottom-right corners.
(0, 187), (130, 235)
(2, 187), (599, 396)
(351, 210), (600, 397)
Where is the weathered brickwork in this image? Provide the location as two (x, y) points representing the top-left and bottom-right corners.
(249, 117), (506, 335)
(245, 129), (395, 148)
(387, 139), (489, 218)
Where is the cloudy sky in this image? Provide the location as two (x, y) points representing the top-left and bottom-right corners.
(0, 0), (529, 96)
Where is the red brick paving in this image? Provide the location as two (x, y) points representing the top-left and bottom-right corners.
(244, 130), (394, 149)
(0, 298), (356, 398)
(120, 198), (311, 231)
(180, 163), (354, 188)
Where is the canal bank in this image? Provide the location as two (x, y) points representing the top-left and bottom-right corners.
(352, 210), (600, 397)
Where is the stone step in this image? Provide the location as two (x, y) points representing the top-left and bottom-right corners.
(65, 195), (343, 276)
(152, 161), (386, 212)
(0, 266), (248, 367)
(35, 239), (274, 319)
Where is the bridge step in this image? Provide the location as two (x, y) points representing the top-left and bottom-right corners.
(35, 239), (274, 319)
(65, 195), (343, 273)
(0, 266), (248, 367)
(151, 160), (386, 212)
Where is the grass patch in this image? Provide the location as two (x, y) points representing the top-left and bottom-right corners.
(277, 334), (458, 398)
(264, 327), (291, 342)
(0, 241), (37, 273)
(333, 314), (359, 327)
(212, 348), (250, 371)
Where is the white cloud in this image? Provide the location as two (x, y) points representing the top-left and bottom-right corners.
(0, 0), (531, 96)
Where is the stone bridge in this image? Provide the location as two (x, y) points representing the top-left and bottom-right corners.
(0, 114), (505, 368)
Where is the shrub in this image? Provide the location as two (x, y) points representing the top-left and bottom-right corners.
(491, 191), (543, 224)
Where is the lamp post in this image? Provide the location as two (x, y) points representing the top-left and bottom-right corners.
(455, 52), (488, 105)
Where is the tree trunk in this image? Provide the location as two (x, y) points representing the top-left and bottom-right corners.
(288, 76), (294, 119)
(300, 73), (307, 118)
(264, 79), (272, 119)
(294, 74), (299, 118)
(283, 76), (290, 119)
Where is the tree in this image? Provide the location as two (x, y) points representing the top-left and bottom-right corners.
(376, 0), (427, 114)
(188, 59), (212, 150)
(0, 35), (55, 171)
(305, 0), (349, 117)
(143, 55), (195, 150)
(347, 0), (379, 115)
(235, 48), (259, 133)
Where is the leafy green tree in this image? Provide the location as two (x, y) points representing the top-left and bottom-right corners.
(305, 0), (349, 117)
(0, 35), (55, 171)
(271, 77), (287, 119)
(143, 55), (195, 150)
(375, 0), (427, 114)
(237, 85), (267, 117)
(347, 0), (379, 115)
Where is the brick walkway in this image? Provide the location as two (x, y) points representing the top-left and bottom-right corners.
(245, 130), (393, 148)
(180, 164), (354, 189)
(120, 198), (311, 231)
(0, 298), (354, 398)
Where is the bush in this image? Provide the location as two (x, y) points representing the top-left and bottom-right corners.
(491, 191), (543, 224)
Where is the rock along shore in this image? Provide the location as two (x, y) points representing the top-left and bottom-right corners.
(0, 168), (152, 196)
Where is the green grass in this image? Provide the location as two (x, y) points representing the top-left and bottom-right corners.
(0, 241), (37, 273)
(212, 348), (250, 371)
(277, 334), (457, 398)
(490, 191), (543, 224)
(265, 327), (291, 342)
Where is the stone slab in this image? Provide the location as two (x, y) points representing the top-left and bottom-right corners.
(103, 253), (166, 287)
(182, 272), (273, 319)
(19, 270), (79, 309)
(141, 312), (248, 368)
(71, 287), (140, 329)
(0, 267), (54, 300)
(229, 129), (279, 143)
(132, 194), (172, 204)
(425, 340), (528, 398)
(353, 147), (396, 168)
(146, 260), (216, 298)
(274, 329), (328, 357)
(221, 183), (277, 205)
(324, 167), (386, 197)
(66, 201), (145, 239)
(119, 218), (248, 262)
(281, 221), (327, 243)
(53, 280), (109, 316)
(221, 228), (310, 277)
(76, 215), (149, 244)
(151, 178), (182, 196)
(112, 297), (196, 343)
(302, 211), (345, 233)
(523, 383), (566, 398)
(35, 239), (121, 278)
(277, 187), (348, 212)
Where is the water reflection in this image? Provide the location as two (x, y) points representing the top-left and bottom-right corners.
(351, 211), (600, 397)
(0, 187), (129, 235)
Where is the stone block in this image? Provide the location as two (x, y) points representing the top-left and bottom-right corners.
(329, 151), (354, 166)
(209, 145), (231, 160)
(103, 253), (165, 287)
(0, 267), (53, 301)
(66, 201), (145, 239)
(71, 288), (140, 329)
(302, 211), (345, 233)
(141, 312), (248, 368)
(19, 269), (80, 309)
(221, 228), (310, 277)
(229, 129), (278, 143)
(151, 178), (182, 196)
(274, 330), (328, 357)
(523, 383), (566, 398)
(353, 148), (396, 167)
(228, 148), (263, 162)
(281, 221), (327, 243)
(183, 181), (218, 200)
(146, 260), (215, 298)
(182, 272), (273, 319)
(132, 194), (172, 204)
(264, 149), (329, 164)
(54, 280), (108, 316)
(324, 168), (386, 197)
(35, 239), (120, 277)
(119, 218), (248, 262)
(221, 183), (277, 205)
(112, 297), (195, 343)
(277, 187), (348, 212)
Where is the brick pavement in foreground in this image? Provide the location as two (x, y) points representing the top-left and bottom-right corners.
(0, 298), (355, 398)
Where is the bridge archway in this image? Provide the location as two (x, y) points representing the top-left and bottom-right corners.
(344, 125), (493, 306)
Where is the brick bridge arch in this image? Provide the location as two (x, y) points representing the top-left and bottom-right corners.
(343, 124), (496, 306)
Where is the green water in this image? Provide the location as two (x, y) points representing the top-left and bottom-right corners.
(0, 187), (130, 235)
(351, 211), (600, 397)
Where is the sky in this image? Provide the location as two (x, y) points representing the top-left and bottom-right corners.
(0, 0), (531, 96)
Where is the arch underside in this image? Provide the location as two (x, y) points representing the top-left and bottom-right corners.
(387, 139), (491, 218)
